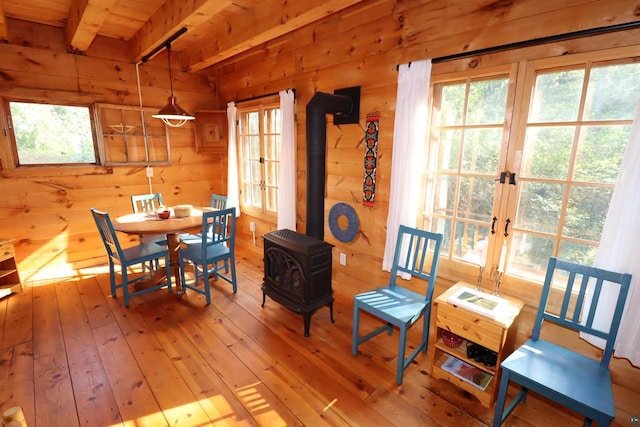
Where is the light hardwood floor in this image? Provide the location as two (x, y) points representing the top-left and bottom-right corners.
(0, 242), (607, 426)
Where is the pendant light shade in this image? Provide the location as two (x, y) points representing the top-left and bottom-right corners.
(153, 95), (195, 128)
(152, 42), (195, 128)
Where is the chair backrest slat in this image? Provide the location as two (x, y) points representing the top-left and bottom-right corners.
(131, 193), (164, 213)
(389, 225), (443, 300)
(532, 257), (631, 366)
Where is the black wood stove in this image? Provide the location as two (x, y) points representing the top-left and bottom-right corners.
(262, 229), (334, 336)
(261, 90), (356, 336)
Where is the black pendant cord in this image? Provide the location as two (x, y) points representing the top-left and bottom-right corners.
(166, 43), (174, 96)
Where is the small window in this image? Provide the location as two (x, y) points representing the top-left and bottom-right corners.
(237, 97), (281, 220)
(6, 100), (97, 166)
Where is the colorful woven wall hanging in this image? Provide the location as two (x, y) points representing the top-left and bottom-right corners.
(363, 111), (379, 207)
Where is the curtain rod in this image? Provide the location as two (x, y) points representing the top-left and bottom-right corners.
(234, 88), (296, 104)
(431, 20), (640, 64)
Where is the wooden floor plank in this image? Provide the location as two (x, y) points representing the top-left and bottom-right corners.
(33, 350), (79, 426)
(96, 276), (213, 426)
(0, 242), (611, 426)
(92, 320), (168, 426)
(32, 284), (64, 359)
(136, 301), (259, 427)
(163, 296), (304, 426)
(57, 277), (123, 426)
(66, 345), (123, 426)
(1, 286), (33, 350)
(0, 342), (35, 427)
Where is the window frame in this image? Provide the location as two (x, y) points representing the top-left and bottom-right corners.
(424, 46), (640, 302)
(94, 103), (171, 166)
(2, 97), (100, 168)
(236, 95), (281, 222)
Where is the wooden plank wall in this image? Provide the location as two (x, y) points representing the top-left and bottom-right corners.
(0, 19), (226, 281)
(211, 0), (640, 422)
(0, 0), (638, 422)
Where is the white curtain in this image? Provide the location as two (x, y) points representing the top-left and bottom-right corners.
(226, 102), (240, 217)
(583, 103), (640, 367)
(277, 89), (297, 230)
(382, 59), (432, 274)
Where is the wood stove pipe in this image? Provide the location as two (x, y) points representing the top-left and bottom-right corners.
(305, 92), (353, 240)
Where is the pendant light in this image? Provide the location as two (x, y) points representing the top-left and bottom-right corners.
(152, 41), (195, 128)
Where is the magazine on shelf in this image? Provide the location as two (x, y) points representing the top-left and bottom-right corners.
(441, 355), (493, 391)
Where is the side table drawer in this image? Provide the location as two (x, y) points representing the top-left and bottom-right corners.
(436, 302), (504, 351)
(0, 242), (15, 263)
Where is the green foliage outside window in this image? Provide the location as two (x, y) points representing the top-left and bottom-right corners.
(10, 102), (96, 165)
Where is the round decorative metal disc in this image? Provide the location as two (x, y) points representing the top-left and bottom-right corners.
(328, 202), (359, 242)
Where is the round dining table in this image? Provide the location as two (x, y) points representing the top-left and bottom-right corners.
(113, 207), (212, 295)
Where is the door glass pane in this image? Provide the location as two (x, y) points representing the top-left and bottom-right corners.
(573, 125), (630, 183)
(440, 83), (465, 126)
(457, 177), (495, 221)
(433, 175), (457, 216)
(509, 232), (554, 281)
(437, 130), (461, 170)
(521, 126), (573, 179)
(585, 63), (640, 120)
(558, 240), (597, 265)
(461, 128), (501, 173)
(466, 78), (508, 125)
(563, 185), (612, 240)
(529, 69), (584, 122)
(515, 181), (563, 233)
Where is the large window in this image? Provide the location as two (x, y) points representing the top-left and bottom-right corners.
(237, 97), (281, 219)
(423, 49), (640, 288)
(5, 100), (97, 166)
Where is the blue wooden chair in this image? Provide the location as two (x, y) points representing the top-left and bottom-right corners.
(352, 225), (443, 384)
(179, 207), (237, 304)
(180, 193), (229, 245)
(493, 257), (632, 427)
(91, 208), (172, 307)
(131, 193), (164, 213)
(210, 193), (229, 210)
(131, 193), (166, 270)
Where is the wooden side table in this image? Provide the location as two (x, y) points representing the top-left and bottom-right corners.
(430, 282), (523, 406)
(0, 239), (22, 298)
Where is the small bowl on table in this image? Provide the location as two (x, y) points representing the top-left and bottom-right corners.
(173, 204), (193, 218)
(157, 210), (170, 220)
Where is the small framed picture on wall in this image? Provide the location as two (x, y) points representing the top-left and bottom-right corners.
(194, 110), (227, 152)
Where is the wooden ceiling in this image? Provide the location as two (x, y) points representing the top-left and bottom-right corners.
(0, 0), (368, 72)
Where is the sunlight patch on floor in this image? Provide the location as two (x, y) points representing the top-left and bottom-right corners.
(237, 382), (288, 426)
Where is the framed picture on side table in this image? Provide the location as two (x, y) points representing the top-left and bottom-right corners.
(194, 110), (227, 153)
